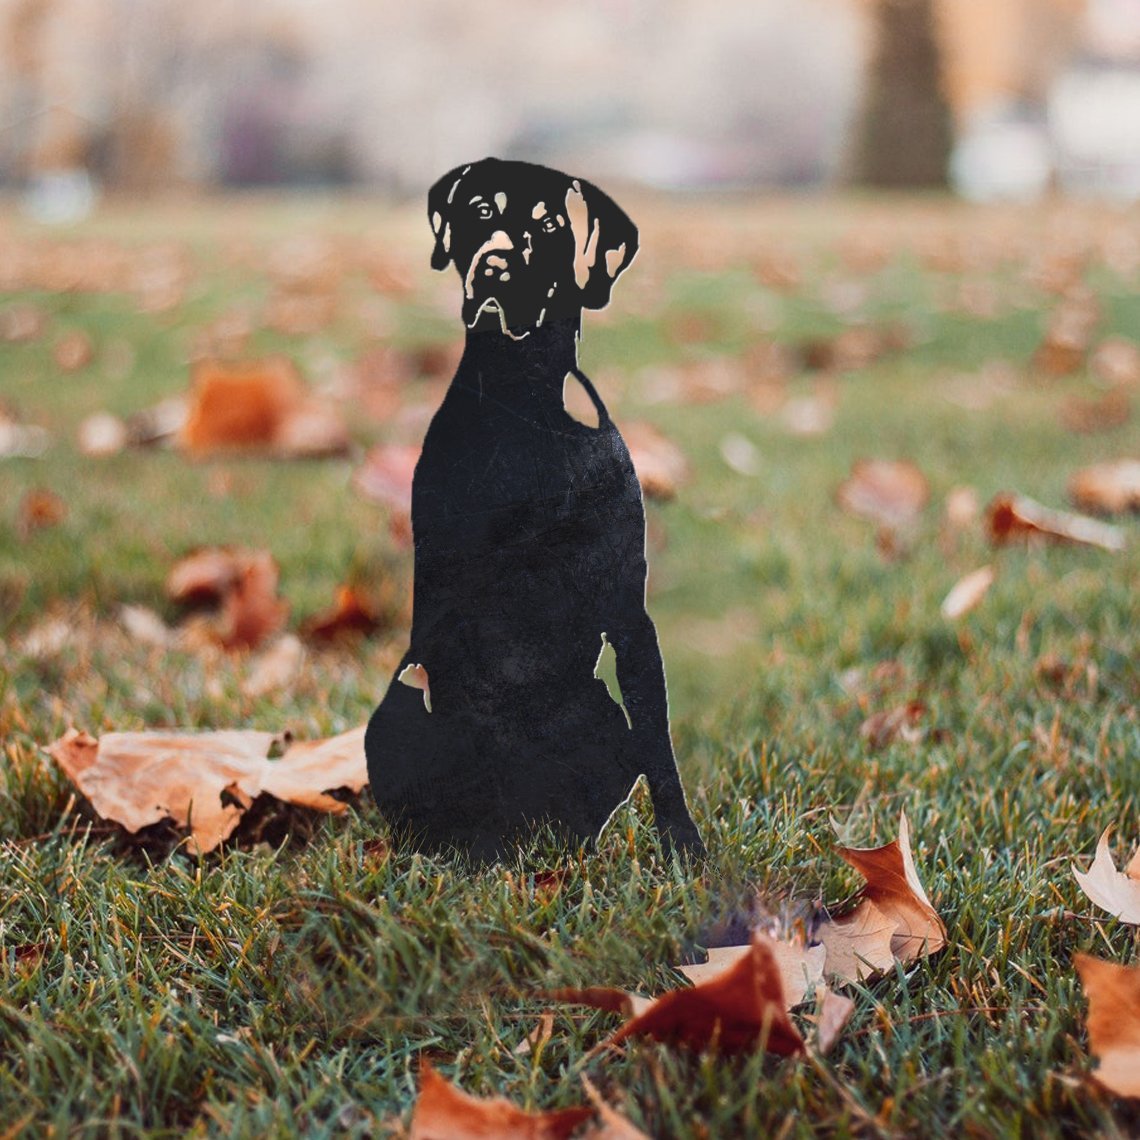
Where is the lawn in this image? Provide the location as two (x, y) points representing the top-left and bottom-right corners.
(1, 192), (1138, 1137)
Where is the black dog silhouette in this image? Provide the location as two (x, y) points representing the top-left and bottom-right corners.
(366, 157), (704, 862)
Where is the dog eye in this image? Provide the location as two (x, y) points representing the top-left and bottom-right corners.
(475, 202), (494, 220)
(542, 216), (559, 234)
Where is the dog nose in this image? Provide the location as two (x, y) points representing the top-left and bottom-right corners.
(485, 254), (509, 269)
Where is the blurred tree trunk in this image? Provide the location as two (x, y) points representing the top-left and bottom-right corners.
(851, 0), (954, 188)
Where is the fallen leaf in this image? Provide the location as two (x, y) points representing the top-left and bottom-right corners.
(986, 493), (1126, 552)
(242, 634), (305, 698)
(677, 938), (825, 1009)
(53, 330), (94, 372)
(623, 422), (689, 501)
(77, 412), (128, 456)
(831, 813), (946, 963)
(1090, 337), (1140, 387)
(559, 934), (805, 1056)
(1033, 290), (1100, 376)
(780, 392), (835, 437)
(352, 443), (419, 514)
(1074, 954), (1140, 1099)
(940, 566), (995, 620)
(815, 899), (898, 983)
(719, 432), (762, 476)
(943, 485), (979, 530)
(1072, 829), (1140, 924)
(0, 414), (50, 459)
(302, 585), (381, 643)
(837, 459), (928, 530)
(1068, 459), (1140, 515)
(1061, 389), (1130, 435)
(814, 986), (856, 1056)
(859, 702), (926, 749)
(0, 302), (47, 342)
(45, 724), (366, 855)
(409, 1060), (591, 1140)
(579, 1076), (650, 1140)
(17, 488), (66, 538)
(179, 358), (348, 458)
(167, 547), (288, 651)
(119, 605), (174, 649)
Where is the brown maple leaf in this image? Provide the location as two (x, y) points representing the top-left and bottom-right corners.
(408, 1061), (592, 1140)
(45, 724), (366, 855)
(556, 934), (805, 1056)
(826, 812), (946, 964)
(1074, 954), (1140, 1099)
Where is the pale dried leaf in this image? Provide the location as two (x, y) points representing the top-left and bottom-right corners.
(816, 899), (899, 982)
(78, 412), (128, 456)
(1073, 829), (1140, 924)
(941, 565), (995, 620)
(1075, 954), (1140, 1099)
(243, 634), (305, 698)
(986, 493), (1125, 553)
(1068, 459), (1140, 516)
(119, 604), (174, 649)
(45, 724), (366, 855)
(836, 459), (928, 530)
(814, 986), (856, 1056)
(859, 702), (926, 749)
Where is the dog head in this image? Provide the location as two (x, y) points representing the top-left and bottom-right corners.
(427, 158), (638, 336)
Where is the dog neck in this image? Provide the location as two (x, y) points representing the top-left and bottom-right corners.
(460, 314), (582, 383)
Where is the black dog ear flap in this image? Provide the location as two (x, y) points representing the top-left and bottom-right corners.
(565, 177), (639, 311)
(426, 161), (474, 271)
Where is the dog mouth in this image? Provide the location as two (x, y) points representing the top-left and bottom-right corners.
(466, 295), (533, 341)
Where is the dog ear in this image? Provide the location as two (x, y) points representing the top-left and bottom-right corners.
(565, 177), (639, 310)
(426, 162), (474, 271)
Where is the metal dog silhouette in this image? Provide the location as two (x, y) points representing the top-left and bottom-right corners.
(366, 157), (704, 861)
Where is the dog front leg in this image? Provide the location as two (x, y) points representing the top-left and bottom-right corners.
(607, 616), (706, 858)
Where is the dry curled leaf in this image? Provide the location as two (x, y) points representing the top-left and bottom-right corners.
(559, 934), (805, 1056)
(179, 358), (348, 458)
(859, 702), (926, 750)
(830, 812), (946, 964)
(167, 547), (288, 651)
(1068, 459), (1140, 516)
(623, 422), (689, 502)
(815, 899), (898, 983)
(940, 565), (995, 620)
(1090, 336), (1140, 387)
(409, 1060), (591, 1140)
(836, 459), (928, 530)
(986, 493), (1126, 553)
(1073, 829), (1140, 924)
(302, 584), (381, 643)
(17, 488), (66, 538)
(77, 411), (128, 457)
(814, 986), (856, 1056)
(45, 724), (366, 855)
(1074, 954), (1140, 1099)
(677, 938), (826, 1009)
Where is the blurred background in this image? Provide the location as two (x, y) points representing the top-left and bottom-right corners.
(2, 0), (1140, 210)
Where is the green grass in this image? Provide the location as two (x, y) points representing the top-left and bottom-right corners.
(1, 193), (1139, 1137)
